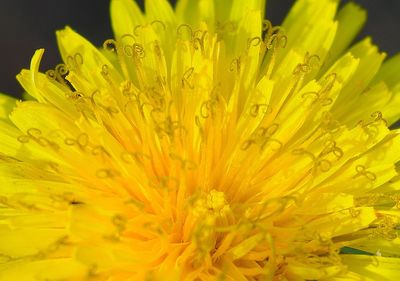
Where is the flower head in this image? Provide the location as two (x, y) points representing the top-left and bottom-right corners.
(1, 0), (400, 280)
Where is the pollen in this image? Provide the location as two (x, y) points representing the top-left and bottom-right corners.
(207, 190), (230, 214)
(191, 190), (230, 220)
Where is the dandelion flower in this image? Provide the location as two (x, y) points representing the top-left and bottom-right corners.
(1, 0), (400, 280)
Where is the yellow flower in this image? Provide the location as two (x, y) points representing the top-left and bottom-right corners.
(1, 0), (400, 280)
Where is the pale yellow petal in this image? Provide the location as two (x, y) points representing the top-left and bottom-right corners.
(230, 0), (266, 23)
(175, 0), (215, 28)
(373, 54), (400, 125)
(325, 2), (367, 67)
(331, 38), (386, 125)
(0, 259), (87, 281)
(56, 26), (123, 86)
(342, 255), (400, 281)
(0, 93), (16, 122)
(145, 0), (176, 25)
(281, 0), (338, 65)
(110, 0), (145, 40)
(17, 49), (79, 119)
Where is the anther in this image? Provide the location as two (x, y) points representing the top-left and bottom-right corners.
(91, 145), (111, 157)
(349, 208), (361, 218)
(354, 165), (377, 181)
(181, 67), (195, 89)
(27, 128), (42, 138)
(249, 103), (271, 117)
(66, 53), (83, 70)
(177, 24), (193, 40)
(230, 58), (241, 73)
(96, 169), (120, 179)
(151, 20), (166, 31)
(103, 39), (118, 52)
(17, 135), (30, 143)
(247, 37), (262, 49)
(77, 133), (89, 149)
(133, 24), (144, 37)
(55, 63), (68, 76)
(241, 139), (255, 151)
(133, 43), (145, 58)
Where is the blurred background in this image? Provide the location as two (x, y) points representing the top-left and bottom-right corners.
(0, 0), (399, 98)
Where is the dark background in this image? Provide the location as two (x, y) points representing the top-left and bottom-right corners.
(0, 0), (399, 97)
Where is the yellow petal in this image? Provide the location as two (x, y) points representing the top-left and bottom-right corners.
(9, 101), (78, 138)
(175, 0), (215, 28)
(0, 93), (16, 122)
(229, 233), (265, 260)
(0, 258), (87, 281)
(324, 2), (366, 67)
(0, 227), (67, 259)
(286, 261), (343, 280)
(0, 121), (20, 158)
(17, 49), (79, 119)
(306, 207), (376, 238)
(282, 0), (338, 63)
(342, 255), (400, 281)
(145, 0), (176, 25)
(110, 0), (145, 40)
(56, 26), (122, 86)
(230, 0), (265, 23)
(331, 38), (386, 125)
(373, 54), (400, 125)
(351, 237), (400, 258)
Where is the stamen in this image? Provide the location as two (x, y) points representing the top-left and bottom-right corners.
(349, 208), (361, 218)
(265, 34), (287, 50)
(66, 91), (84, 100)
(249, 103), (271, 117)
(247, 37), (262, 50)
(120, 151), (150, 165)
(371, 111), (388, 126)
(241, 124), (280, 150)
(91, 145), (111, 158)
(151, 20), (166, 31)
(149, 176), (179, 191)
(101, 64), (109, 76)
(320, 140), (344, 160)
(390, 195), (400, 209)
(103, 39), (118, 52)
(181, 67), (195, 89)
(177, 24), (193, 40)
(293, 52), (320, 75)
(200, 98), (220, 119)
(66, 53), (83, 71)
(195, 115), (204, 138)
(371, 215), (398, 240)
(133, 24), (144, 37)
(292, 148), (332, 173)
(46, 63), (70, 86)
(193, 29), (208, 54)
(77, 133), (89, 150)
(112, 214), (127, 233)
(320, 73), (337, 96)
(193, 30), (208, 54)
(120, 34), (136, 44)
(17, 135), (30, 143)
(241, 139), (256, 151)
(133, 43), (146, 58)
(354, 165), (376, 181)
(96, 169), (120, 179)
(216, 21), (237, 34)
(230, 57), (241, 73)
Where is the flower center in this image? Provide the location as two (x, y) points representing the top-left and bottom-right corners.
(191, 189), (231, 220)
